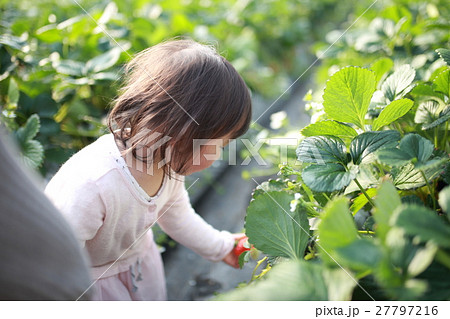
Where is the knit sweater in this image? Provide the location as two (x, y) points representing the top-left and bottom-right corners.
(45, 133), (234, 279)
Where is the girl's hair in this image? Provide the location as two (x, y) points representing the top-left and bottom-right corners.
(108, 39), (252, 176)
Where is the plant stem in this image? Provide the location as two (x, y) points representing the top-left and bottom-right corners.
(375, 162), (386, 178)
(360, 118), (366, 132)
(301, 180), (316, 204)
(358, 230), (375, 235)
(395, 122), (404, 137)
(354, 178), (376, 208)
(299, 197), (320, 217)
(436, 249), (450, 269)
(250, 256), (268, 283)
(356, 269), (373, 280)
(420, 169), (436, 210)
(63, 38), (69, 58)
(322, 193), (331, 201)
(434, 126), (439, 149)
(443, 121), (448, 152)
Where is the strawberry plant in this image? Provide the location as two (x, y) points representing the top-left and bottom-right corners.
(218, 26), (450, 300)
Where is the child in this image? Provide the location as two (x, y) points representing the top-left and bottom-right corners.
(45, 39), (252, 301)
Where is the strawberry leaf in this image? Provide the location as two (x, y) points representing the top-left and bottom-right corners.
(323, 66), (376, 129)
(245, 191), (310, 259)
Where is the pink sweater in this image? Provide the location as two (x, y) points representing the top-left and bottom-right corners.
(45, 134), (234, 280)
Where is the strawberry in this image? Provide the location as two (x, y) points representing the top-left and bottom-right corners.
(233, 236), (252, 256)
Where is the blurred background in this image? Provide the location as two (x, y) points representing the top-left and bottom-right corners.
(1, 0), (449, 300)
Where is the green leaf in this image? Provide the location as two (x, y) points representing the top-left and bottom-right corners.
(416, 157), (449, 171)
(7, 78), (19, 106)
(372, 99), (414, 131)
(238, 251), (250, 269)
(98, 1), (118, 25)
(84, 47), (122, 74)
(35, 24), (63, 43)
(323, 268), (358, 301)
(91, 72), (119, 81)
(54, 59), (85, 77)
(428, 65), (448, 84)
(417, 260), (450, 301)
(411, 83), (445, 100)
(370, 57), (394, 84)
(381, 64), (416, 102)
(15, 114), (40, 142)
(443, 162), (450, 185)
(392, 164), (424, 189)
(300, 120), (358, 139)
(216, 260), (328, 300)
(296, 136), (348, 165)
(350, 130), (400, 164)
(317, 197), (359, 266)
(21, 140), (44, 169)
(407, 243), (438, 277)
(414, 100), (440, 125)
(373, 181), (401, 241)
(13, 115), (44, 169)
(57, 15), (84, 30)
(245, 191), (310, 259)
(399, 134), (434, 165)
(252, 179), (288, 199)
(432, 69), (450, 97)
(302, 163), (357, 192)
(422, 108), (450, 130)
(436, 48), (450, 66)
(0, 34), (26, 50)
(392, 163), (444, 190)
(377, 148), (412, 166)
(401, 195), (424, 206)
(378, 134), (435, 168)
(438, 186), (450, 215)
(350, 188), (377, 214)
(323, 66), (376, 129)
(345, 164), (379, 194)
(335, 239), (383, 272)
(394, 205), (450, 248)
(383, 228), (416, 273)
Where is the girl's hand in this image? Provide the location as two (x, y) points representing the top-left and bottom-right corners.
(222, 233), (247, 269)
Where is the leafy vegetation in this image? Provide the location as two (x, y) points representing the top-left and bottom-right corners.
(1, 0), (366, 175)
(219, 0), (450, 301)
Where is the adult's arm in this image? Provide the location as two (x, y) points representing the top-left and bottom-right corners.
(0, 131), (93, 300)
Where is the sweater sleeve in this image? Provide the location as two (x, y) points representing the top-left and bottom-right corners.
(45, 178), (106, 248)
(156, 178), (234, 262)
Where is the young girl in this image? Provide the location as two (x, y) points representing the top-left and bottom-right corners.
(44, 39), (252, 301)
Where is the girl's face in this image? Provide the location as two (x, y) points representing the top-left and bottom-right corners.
(182, 136), (231, 176)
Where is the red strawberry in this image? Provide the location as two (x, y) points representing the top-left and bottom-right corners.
(233, 236), (252, 256)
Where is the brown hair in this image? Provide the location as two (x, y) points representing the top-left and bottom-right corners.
(108, 39), (252, 176)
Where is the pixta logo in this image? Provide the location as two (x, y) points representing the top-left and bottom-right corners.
(193, 138), (301, 166)
(123, 129), (305, 175)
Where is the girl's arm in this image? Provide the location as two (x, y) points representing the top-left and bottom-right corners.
(156, 179), (235, 263)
